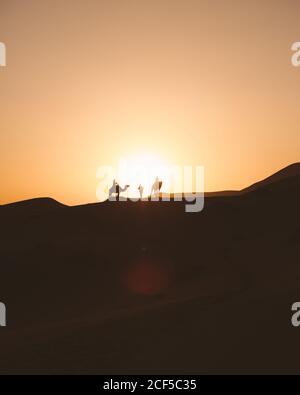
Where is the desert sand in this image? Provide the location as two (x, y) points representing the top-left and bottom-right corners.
(0, 163), (300, 374)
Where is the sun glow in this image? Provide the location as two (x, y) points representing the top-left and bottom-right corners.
(118, 153), (170, 198)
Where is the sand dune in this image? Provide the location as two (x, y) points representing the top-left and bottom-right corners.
(0, 164), (300, 374)
(242, 162), (300, 193)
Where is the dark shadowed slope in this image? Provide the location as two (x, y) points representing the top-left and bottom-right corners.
(0, 164), (299, 374)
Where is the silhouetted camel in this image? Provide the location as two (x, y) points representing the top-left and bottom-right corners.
(109, 180), (130, 200)
(150, 177), (163, 198)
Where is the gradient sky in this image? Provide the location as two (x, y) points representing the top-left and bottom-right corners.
(1, 0), (300, 205)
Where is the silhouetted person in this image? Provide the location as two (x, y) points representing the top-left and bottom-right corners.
(138, 184), (144, 199)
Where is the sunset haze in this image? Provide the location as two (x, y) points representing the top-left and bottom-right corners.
(1, 0), (299, 205)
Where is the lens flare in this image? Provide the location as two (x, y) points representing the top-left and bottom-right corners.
(123, 259), (170, 296)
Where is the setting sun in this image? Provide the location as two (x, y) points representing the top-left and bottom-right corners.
(118, 153), (169, 198)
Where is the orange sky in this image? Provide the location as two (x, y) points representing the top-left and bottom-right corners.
(0, 0), (300, 205)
